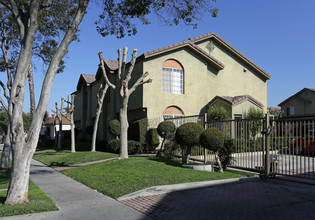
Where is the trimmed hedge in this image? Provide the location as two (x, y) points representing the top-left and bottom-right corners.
(147, 128), (160, 150)
(128, 118), (148, 144)
(108, 119), (120, 138)
(107, 139), (143, 155)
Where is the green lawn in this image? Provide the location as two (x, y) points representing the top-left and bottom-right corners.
(33, 149), (118, 168)
(62, 157), (253, 199)
(0, 169), (58, 217)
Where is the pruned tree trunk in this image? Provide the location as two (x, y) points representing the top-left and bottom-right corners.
(98, 48), (152, 160)
(91, 84), (109, 152)
(119, 96), (129, 159)
(61, 95), (76, 152)
(215, 153), (223, 172)
(28, 63), (35, 115)
(0, 126), (11, 169)
(5, 0), (90, 205)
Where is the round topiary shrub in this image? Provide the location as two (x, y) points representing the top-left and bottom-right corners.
(175, 122), (204, 164)
(200, 127), (224, 152)
(108, 119), (120, 139)
(157, 121), (176, 138)
(200, 127), (224, 172)
(156, 121), (176, 157)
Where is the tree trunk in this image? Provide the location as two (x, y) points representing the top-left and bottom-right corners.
(28, 63), (35, 115)
(91, 84), (108, 152)
(70, 119), (75, 153)
(119, 96), (129, 159)
(0, 126), (11, 169)
(57, 121), (62, 150)
(215, 153), (223, 172)
(5, 145), (33, 204)
(4, 0), (89, 205)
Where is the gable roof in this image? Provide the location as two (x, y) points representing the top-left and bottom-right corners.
(141, 32), (270, 79)
(43, 113), (71, 125)
(76, 74), (96, 90)
(209, 94), (264, 108)
(278, 88), (315, 106)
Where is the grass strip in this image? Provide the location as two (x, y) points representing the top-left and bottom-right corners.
(0, 169), (58, 217)
(62, 157), (253, 199)
(33, 149), (118, 168)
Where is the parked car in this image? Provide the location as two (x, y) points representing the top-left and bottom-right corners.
(290, 129), (315, 154)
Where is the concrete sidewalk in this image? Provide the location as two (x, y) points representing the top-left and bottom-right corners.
(2, 160), (152, 220)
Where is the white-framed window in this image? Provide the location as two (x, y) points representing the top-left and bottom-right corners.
(162, 67), (184, 94)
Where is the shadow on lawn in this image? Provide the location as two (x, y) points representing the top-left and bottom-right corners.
(49, 162), (69, 167)
(148, 157), (182, 168)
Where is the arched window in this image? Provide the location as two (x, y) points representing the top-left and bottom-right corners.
(286, 103), (294, 116)
(162, 59), (184, 94)
(162, 106), (184, 120)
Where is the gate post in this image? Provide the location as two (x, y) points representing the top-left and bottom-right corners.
(264, 113), (271, 177)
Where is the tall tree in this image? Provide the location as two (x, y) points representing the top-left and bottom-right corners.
(91, 82), (109, 152)
(1, 0), (218, 205)
(99, 48), (152, 159)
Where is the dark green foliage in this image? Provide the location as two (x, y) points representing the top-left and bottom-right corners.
(128, 118), (148, 144)
(127, 140), (143, 155)
(107, 139), (120, 153)
(147, 128), (160, 150)
(107, 139), (143, 154)
(200, 128), (224, 152)
(108, 119), (120, 138)
(175, 122), (204, 163)
(0, 108), (8, 134)
(219, 139), (234, 170)
(175, 122), (204, 147)
(96, 0), (218, 39)
(207, 106), (229, 121)
(0, 108), (32, 134)
(163, 134), (180, 159)
(157, 121), (176, 138)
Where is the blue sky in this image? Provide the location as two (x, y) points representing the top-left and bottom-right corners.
(22, 0), (315, 113)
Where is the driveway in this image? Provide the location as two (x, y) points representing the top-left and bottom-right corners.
(121, 178), (315, 220)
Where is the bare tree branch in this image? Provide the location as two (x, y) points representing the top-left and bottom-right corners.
(98, 51), (116, 89)
(0, 80), (9, 100)
(129, 72), (152, 95)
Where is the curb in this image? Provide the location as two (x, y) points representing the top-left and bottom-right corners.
(117, 176), (259, 201)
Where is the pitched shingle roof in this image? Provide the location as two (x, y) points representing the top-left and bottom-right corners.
(278, 88), (315, 106)
(81, 74), (96, 84)
(210, 95), (264, 108)
(104, 59), (118, 71)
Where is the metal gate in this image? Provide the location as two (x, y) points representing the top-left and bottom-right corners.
(168, 114), (315, 180)
(207, 114), (315, 180)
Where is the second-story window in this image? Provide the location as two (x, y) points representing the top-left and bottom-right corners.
(162, 59), (184, 94)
